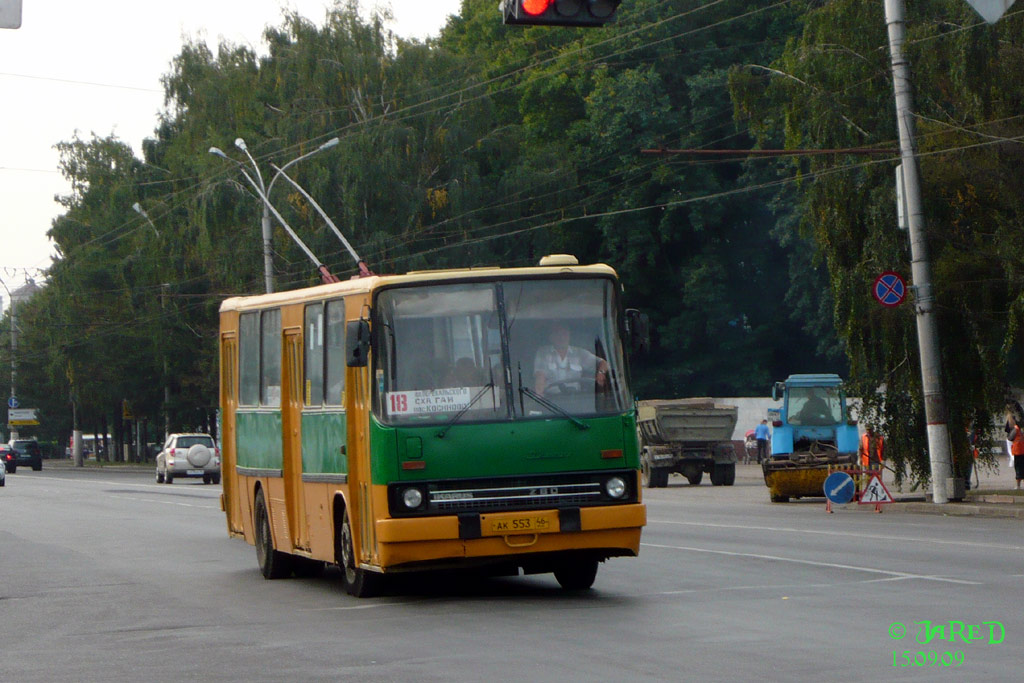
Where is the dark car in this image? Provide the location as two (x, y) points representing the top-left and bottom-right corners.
(9, 439), (42, 471)
(0, 444), (14, 474)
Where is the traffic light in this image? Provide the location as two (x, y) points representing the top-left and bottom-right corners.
(502, 0), (621, 27)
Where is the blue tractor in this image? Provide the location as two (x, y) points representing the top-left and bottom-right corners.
(762, 374), (859, 502)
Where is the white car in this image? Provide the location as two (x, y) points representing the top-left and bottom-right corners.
(156, 433), (220, 485)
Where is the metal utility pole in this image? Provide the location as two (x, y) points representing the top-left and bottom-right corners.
(210, 137), (339, 293)
(0, 279), (18, 441)
(883, 0), (952, 503)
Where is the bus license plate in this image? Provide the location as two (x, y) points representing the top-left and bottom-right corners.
(485, 513), (556, 535)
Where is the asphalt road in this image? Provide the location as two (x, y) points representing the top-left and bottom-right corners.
(1, 464), (1020, 682)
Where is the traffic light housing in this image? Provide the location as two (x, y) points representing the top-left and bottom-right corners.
(502, 0), (621, 27)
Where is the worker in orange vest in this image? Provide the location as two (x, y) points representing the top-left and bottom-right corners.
(859, 426), (884, 469)
(1008, 415), (1024, 489)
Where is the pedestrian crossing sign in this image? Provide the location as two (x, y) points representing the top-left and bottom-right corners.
(859, 475), (894, 504)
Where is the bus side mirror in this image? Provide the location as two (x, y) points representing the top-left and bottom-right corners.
(346, 320), (370, 367)
(625, 309), (650, 354)
(772, 382), (784, 401)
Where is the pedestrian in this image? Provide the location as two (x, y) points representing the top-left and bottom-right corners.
(754, 419), (771, 464)
(743, 430), (756, 465)
(1009, 417), (1024, 490)
(1004, 410), (1016, 469)
(859, 426), (885, 470)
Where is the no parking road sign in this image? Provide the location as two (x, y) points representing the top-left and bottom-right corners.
(873, 271), (906, 307)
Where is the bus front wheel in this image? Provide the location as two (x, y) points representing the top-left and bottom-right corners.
(337, 507), (382, 598)
(255, 488), (293, 579)
(554, 558), (599, 591)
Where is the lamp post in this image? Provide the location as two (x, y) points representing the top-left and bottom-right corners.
(0, 277), (16, 441)
(209, 137), (339, 293)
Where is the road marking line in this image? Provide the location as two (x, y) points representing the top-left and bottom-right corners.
(107, 494), (218, 509)
(641, 542), (981, 585)
(649, 519), (1024, 552)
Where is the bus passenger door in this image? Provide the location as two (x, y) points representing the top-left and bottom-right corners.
(346, 305), (377, 568)
(282, 327), (309, 551)
(220, 332), (243, 535)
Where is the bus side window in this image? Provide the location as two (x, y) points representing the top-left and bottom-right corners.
(304, 303), (324, 406)
(324, 299), (346, 405)
(239, 312), (260, 406)
(261, 309), (281, 407)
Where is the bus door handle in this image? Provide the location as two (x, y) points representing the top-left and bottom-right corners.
(503, 534), (539, 548)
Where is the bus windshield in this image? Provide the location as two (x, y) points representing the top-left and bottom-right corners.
(375, 278), (629, 425)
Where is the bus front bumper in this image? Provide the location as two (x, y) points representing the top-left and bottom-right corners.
(374, 503), (646, 569)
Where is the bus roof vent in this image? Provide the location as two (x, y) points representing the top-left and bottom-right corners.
(539, 254), (579, 267)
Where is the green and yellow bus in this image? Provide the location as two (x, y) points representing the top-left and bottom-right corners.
(219, 254), (647, 596)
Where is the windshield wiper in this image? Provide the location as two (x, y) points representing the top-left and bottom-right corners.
(435, 383), (495, 439)
(519, 385), (590, 431)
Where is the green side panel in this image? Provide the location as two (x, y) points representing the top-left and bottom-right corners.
(301, 411), (348, 475)
(236, 411), (283, 470)
(369, 413), (639, 484)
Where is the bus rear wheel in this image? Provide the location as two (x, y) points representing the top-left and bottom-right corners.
(255, 488), (293, 579)
(554, 558), (599, 591)
(337, 507), (382, 598)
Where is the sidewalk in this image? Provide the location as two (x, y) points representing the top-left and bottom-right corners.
(42, 458), (152, 474)
(886, 459), (1024, 519)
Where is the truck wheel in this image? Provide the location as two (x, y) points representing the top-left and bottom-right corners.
(649, 466), (670, 488)
(711, 464), (735, 486)
(770, 494), (790, 503)
(686, 471), (703, 486)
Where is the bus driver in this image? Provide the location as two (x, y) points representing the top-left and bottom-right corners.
(534, 323), (609, 396)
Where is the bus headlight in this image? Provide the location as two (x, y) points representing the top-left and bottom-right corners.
(604, 476), (627, 499)
(401, 487), (424, 509)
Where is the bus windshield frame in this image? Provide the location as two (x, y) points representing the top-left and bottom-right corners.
(372, 275), (630, 426)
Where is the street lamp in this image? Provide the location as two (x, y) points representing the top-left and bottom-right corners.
(0, 277), (15, 442)
(209, 136), (339, 293)
(131, 202), (160, 237)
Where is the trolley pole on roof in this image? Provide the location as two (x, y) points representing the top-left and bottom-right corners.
(883, 0), (952, 503)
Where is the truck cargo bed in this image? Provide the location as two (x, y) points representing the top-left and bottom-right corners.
(637, 398), (738, 445)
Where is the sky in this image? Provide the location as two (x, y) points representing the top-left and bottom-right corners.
(0, 0), (464, 307)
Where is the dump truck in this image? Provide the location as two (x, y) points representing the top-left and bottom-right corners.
(762, 374), (859, 502)
(637, 398), (738, 488)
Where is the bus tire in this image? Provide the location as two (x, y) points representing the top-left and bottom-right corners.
(255, 488), (293, 579)
(554, 558), (599, 591)
(337, 507), (382, 598)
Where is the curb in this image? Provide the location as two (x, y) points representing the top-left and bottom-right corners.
(886, 501), (1024, 520)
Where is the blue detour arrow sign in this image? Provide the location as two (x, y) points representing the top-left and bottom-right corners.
(824, 471), (855, 505)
